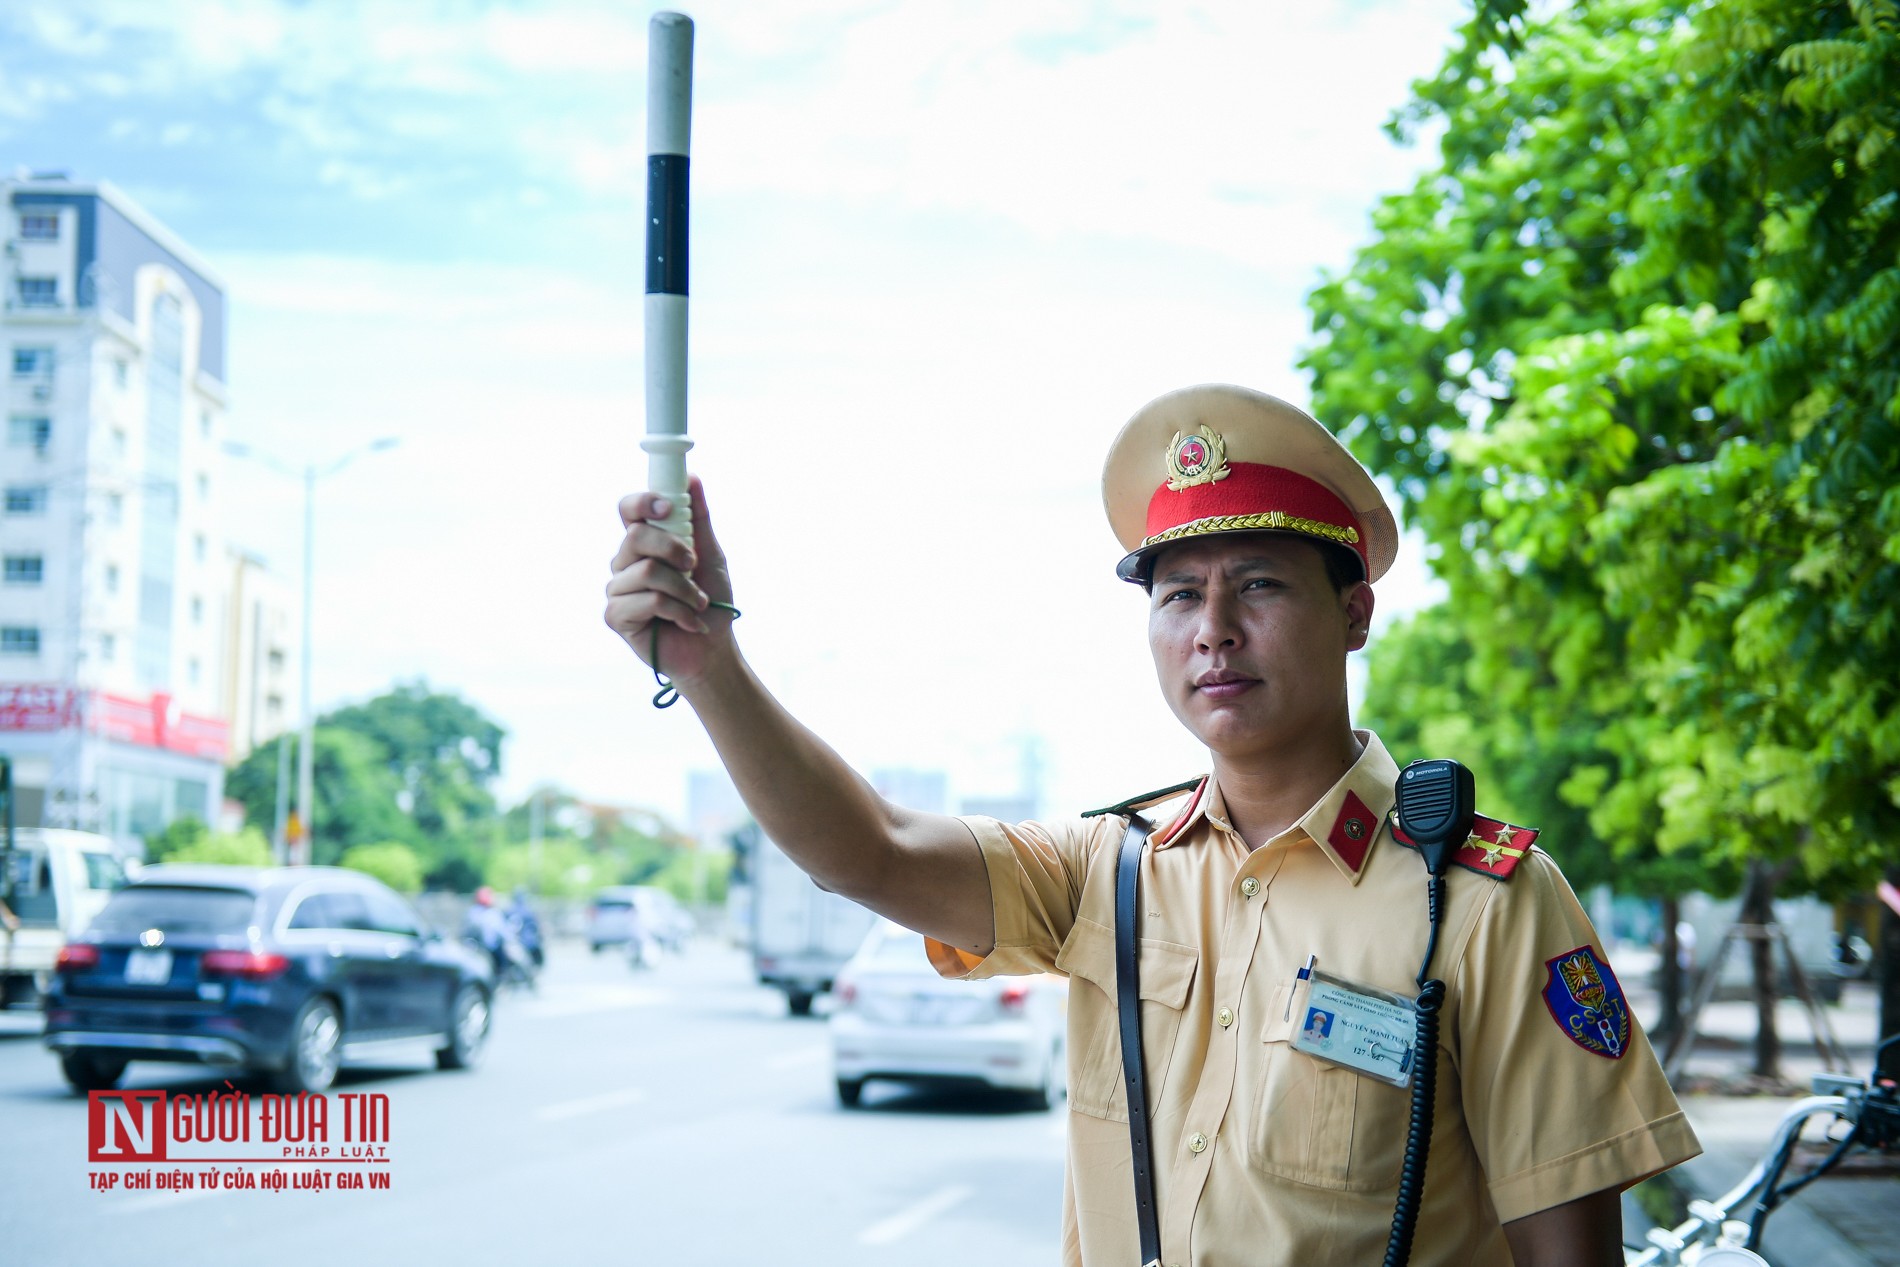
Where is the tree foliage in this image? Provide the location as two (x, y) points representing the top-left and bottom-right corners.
(1306, 0), (1900, 894)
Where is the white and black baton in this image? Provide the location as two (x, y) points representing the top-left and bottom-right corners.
(642, 11), (694, 541)
(640, 12), (737, 708)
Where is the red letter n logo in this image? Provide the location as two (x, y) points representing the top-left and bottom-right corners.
(89, 1091), (168, 1162)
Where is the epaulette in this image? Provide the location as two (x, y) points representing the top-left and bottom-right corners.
(1390, 811), (1539, 881)
(1081, 777), (1203, 820)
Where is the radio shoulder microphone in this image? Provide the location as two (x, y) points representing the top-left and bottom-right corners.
(1394, 758), (1475, 878)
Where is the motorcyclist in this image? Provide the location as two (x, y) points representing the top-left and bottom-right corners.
(506, 888), (545, 969)
(463, 886), (510, 980)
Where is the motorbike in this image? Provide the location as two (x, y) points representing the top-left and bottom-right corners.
(1627, 1035), (1899, 1265)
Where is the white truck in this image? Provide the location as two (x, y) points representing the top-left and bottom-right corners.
(1, 828), (127, 1009)
(751, 833), (877, 1017)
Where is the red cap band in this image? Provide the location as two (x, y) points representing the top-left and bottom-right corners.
(1141, 463), (1366, 571)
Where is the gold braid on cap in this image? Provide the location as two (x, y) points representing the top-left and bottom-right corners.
(1141, 511), (1362, 550)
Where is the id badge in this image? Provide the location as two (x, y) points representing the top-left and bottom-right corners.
(1289, 969), (1419, 1088)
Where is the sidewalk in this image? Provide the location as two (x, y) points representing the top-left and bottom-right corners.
(1623, 970), (1898, 1266)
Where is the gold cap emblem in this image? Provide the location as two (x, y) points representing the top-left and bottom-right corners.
(1166, 424), (1231, 491)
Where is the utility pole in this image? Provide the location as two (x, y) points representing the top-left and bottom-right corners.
(224, 437), (399, 865)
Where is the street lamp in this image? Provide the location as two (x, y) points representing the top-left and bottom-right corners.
(224, 436), (400, 864)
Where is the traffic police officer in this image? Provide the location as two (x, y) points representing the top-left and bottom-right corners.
(604, 384), (1700, 1266)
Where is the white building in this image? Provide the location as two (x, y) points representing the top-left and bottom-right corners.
(221, 548), (299, 763)
(0, 174), (243, 844)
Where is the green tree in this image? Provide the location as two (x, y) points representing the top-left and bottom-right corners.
(1305, 0), (1900, 1076)
(144, 815), (210, 863)
(338, 842), (426, 894)
(323, 682), (505, 844)
(226, 729), (413, 865)
(162, 827), (273, 868)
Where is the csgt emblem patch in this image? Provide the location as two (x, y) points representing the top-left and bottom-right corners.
(1541, 945), (1630, 1060)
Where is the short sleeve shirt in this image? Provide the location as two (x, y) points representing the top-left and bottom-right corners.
(926, 732), (1699, 1266)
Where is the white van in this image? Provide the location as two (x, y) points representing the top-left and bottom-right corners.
(1, 829), (128, 1008)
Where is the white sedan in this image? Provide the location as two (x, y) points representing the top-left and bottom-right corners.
(828, 920), (1067, 1108)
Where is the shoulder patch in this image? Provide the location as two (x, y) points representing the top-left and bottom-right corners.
(1081, 776), (1204, 820)
(1542, 945), (1630, 1059)
(1389, 811), (1539, 880)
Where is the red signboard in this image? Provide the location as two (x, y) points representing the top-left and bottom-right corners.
(0, 683), (227, 760)
(0, 683), (80, 731)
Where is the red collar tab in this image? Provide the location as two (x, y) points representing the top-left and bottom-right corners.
(1325, 790), (1378, 873)
(1389, 812), (1537, 881)
(1153, 778), (1208, 848)
(1142, 462), (1367, 576)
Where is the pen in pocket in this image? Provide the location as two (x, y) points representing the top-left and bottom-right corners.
(1286, 954), (1318, 1021)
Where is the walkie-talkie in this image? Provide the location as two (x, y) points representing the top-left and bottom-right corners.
(1395, 758), (1476, 879)
(1383, 758), (1477, 1267)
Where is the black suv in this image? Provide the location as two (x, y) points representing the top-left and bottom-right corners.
(43, 865), (493, 1094)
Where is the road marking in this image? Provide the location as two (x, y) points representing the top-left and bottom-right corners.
(522, 985), (671, 1019)
(763, 1046), (826, 1071)
(858, 1184), (975, 1246)
(534, 1087), (648, 1122)
(112, 1187), (220, 1215)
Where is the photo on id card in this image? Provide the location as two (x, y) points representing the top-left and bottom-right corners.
(1289, 969), (1419, 1088)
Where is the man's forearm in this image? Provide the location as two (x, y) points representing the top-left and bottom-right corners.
(680, 646), (995, 954)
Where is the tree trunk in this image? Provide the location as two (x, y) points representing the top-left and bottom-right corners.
(1878, 869), (1900, 1082)
(1656, 895), (1683, 1045)
(1741, 860), (1781, 1082)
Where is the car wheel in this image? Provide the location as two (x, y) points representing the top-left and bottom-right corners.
(436, 984), (491, 1071)
(787, 991), (814, 1017)
(275, 996), (343, 1094)
(60, 1052), (128, 1094)
(836, 1077), (864, 1107)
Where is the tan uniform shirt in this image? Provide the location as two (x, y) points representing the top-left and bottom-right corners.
(928, 732), (1699, 1266)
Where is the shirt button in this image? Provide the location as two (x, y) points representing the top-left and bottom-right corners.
(1240, 877), (1260, 898)
(1188, 1132), (1209, 1154)
(1217, 1007), (1235, 1028)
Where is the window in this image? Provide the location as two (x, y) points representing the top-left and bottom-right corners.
(99, 633), (115, 661)
(105, 563), (120, 593)
(195, 472), (209, 500)
(1, 627), (41, 654)
(4, 485), (47, 514)
(7, 416), (51, 450)
(12, 347), (53, 376)
(16, 278), (58, 307)
(19, 213), (58, 240)
(287, 889), (373, 932)
(266, 693), (283, 717)
(106, 492), (123, 525)
(199, 410), (211, 438)
(188, 657), (201, 685)
(363, 889), (421, 937)
(193, 533), (206, 563)
(112, 427), (127, 458)
(268, 649), (285, 672)
(4, 556), (45, 584)
(113, 359), (129, 389)
(190, 595), (203, 623)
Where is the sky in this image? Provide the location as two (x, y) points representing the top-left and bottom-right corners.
(2, 0), (1463, 827)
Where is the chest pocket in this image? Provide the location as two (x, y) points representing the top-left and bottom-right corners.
(1055, 916), (1197, 1123)
(1251, 982), (1410, 1191)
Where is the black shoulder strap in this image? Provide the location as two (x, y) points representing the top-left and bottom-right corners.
(1114, 814), (1161, 1267)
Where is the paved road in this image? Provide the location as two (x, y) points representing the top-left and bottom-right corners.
(0, 941), (1066, 1266)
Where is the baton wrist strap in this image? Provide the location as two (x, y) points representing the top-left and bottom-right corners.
(1114, 815), (1162, 1267)
(649, 600), (741, 709)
